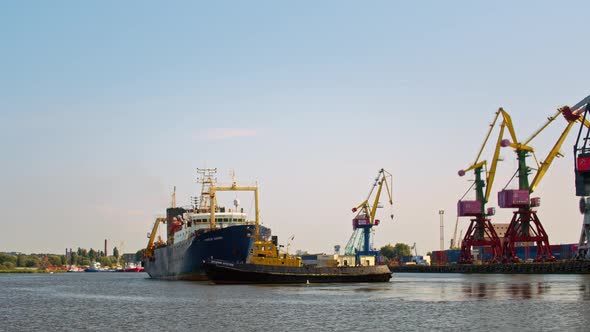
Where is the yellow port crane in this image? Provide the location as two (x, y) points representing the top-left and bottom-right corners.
(345, 169), (393, 258)
(456, 108), (514, 263)
(499, 105), (589, 262)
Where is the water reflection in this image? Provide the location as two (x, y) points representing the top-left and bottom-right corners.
(461, 279), (552, 300)
(462, 282), (495, 299)
(579, 278), (590, 301)
(505, 282), (551, 299)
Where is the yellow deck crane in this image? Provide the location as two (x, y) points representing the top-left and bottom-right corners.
(143, 217), (167, 260)
(499, 105), (589, 262)
(345, 169), (393, 263)
(456, 108), (513, 263)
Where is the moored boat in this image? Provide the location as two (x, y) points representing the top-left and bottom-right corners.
(204, 260), (392, 284)
(204, 235), (392, 284)
(123, 263), (145, 272)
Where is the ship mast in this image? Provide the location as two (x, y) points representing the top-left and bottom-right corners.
(171, 186), (176, 208)
(196, 168), (217, 213)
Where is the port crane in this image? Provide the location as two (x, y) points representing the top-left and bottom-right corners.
(345, 169), (393, 263)
(571, 95), (590, 259)
(457, 108), (510, 263)
(499, 104), (588, 262)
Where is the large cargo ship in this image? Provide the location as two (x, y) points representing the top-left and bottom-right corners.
(142, 168), (270, 280)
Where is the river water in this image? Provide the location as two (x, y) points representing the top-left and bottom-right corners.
(1, 272), (589, 331)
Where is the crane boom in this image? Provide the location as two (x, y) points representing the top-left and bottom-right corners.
(530, 106), (590, 192)
(485, 118), (506, 201)
(472, 110), (502, 166)
(352, 169), (393, 223)
(529, 120), (575, 193)
(144, 217), (167, 258)
(501, 106), (590, 193)
(498, 108), (520, 147)
(459, 108), (511, 203)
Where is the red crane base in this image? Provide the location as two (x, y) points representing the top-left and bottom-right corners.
(502, 209), (555, 262)
(459, 217), (502, 264)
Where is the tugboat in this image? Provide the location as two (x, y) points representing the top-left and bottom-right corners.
(203, 231), (392, 284)
(142, 168), (270, 280)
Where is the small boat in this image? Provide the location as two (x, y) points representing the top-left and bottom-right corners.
(123, 263), (145, 272)
(67, 265), (83, 272)
(203, 238), (392, 284)
(84, 262), (104, 272)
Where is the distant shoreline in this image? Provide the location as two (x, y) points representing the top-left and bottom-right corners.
(0, 269), (65, 274)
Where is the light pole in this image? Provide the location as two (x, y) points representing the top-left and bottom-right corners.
(439, 210), (445, 251)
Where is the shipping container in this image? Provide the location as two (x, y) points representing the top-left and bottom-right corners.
(431, 250), (448, 265)
(498, 189), (530, 208)
(446, 250), (460, 263)
(458, 200), (482, 216)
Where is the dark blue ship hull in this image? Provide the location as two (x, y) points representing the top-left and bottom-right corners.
(143, 225), (269, 280)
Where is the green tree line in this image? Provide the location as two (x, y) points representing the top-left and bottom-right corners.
(0, 246), (129, 269)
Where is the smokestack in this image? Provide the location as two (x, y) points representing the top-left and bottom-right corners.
(105, 239), (108, 257)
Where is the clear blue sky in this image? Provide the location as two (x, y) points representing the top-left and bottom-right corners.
(1, 1), (589, 255)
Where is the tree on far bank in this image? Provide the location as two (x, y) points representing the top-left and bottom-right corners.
(393, 243), (412, 257)
(380, 243), (412, 260)
(70, 252), (78, 265)
(380, 244), (396, 260)
(79, 257), (91, 266)
(16, 254), (23, 267)
(47, 255), (61, 266)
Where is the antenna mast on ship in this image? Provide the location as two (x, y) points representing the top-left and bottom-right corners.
(196, 168), (217, 212)
(171, 186), (176, 208)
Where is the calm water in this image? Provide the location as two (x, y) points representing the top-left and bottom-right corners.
(1, 272), (590, 331)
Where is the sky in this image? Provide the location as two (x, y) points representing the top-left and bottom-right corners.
(1, 1), (590, 255)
